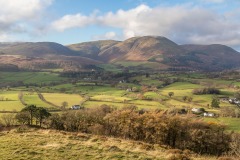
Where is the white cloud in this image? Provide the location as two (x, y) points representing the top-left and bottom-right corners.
(0, 0), (53, 41)
(0, 0), (53, 23)
(0, 0), (52, 23)
(0, 33), (12, 41)
(101, 32), (118, 39)
(51, 14), (95, 32)
(92, 31), (121, 40)
(51, 4), (240, 49)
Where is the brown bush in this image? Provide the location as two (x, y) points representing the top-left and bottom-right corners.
(167, 153), (191, 160)
(217, 157), (235, 160)
(46, 105), (232, 156)
(167, 149), (183, 155)
(88, 124), (105, 135)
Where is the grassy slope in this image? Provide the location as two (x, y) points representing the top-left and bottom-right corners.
(0, 128), (217, 160)
(0, 91), (24, 111)
(0, 72), (66, 85)
(159, 82), (236, 109)
(204, 117), (240, 132)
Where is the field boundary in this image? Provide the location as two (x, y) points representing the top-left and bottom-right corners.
(18, 91), (27, 106)
(35, 90), (60, 108)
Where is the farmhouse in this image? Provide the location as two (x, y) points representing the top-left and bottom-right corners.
(83, 78), (92, 81)
(203, 112), (215, 117)
(71, 105), (84, 110)
(191, 108), (205, 114)
(126, 88), (132, 92)
(229, 98), (240, 105)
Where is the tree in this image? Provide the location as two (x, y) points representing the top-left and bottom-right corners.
(49, 113), (64, 130)
(145, 73), (150, 78)
(182, 96), (188, 102)
(35, 107), (51, 127)
(15, 112), (31, 125)
(21, 105), (37, 125)
(187, 97), (193, 102)
(168, 92), (174, 98)
(61, 101), (68, 110)
(1, 114), (15, 126)
(211, 96), (220, 108)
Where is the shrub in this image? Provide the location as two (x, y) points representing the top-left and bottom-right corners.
(45, 105), (232, 156)
(193, 88), (220, 95)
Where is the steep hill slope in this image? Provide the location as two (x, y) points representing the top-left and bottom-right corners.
(68, 40), (119, 60)
(93, 37), (240, 71)
(98, 36), (187, 62)
(180, 44), (240, 70)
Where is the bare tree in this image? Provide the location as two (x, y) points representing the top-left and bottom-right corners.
(1, 114), (15, 126)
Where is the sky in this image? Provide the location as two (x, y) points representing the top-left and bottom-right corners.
(0, 0), (240, 50)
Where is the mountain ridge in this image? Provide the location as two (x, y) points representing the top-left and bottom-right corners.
(0, 36), (240, 71)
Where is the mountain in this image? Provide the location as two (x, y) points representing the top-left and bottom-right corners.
(0, 36), (240, 71)
(67, 36), (240, 71)
(0, 42), (101, 71)
(180, 44), (240, 70)
(67, 40), (119, 60)
(98, 36), (187, 62)
(0, 42), (77, 57)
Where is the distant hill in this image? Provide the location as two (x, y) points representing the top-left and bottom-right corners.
(0, 42), (101, 71)
(180, 44), (240, 70)
(0, 42), (77, 57)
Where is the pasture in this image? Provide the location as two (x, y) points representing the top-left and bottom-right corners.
(23, 92), (53, 108)
(0, 72), (66, 85)
(0, 91), (24, 111)
(204, 117), (240, 132)
(42, 93), (84, 107)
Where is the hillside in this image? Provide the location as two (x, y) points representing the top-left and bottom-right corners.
(0, 42), (101, 71)
(67, 36), (240, 71)
(68, 40), (119, 60)
(0, 127), (217, 160)
(0, 36), (240, 71)
(179, 44), (240, 70)
(0, 42), (77, 57)
(98, 36), (187, 63)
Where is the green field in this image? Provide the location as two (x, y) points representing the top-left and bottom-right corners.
(0, 91), (24, 111)
(23, 92), (53, 108)
(204, 117), (240, 132)
(0, 72), (66, 85)
(42, 93), (84, 107)
(97, 64), (122, 72)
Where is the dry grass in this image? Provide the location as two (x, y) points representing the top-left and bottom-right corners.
(0, 127), (220, 160)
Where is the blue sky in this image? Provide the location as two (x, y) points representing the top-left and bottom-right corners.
(0, 0), (240, 50)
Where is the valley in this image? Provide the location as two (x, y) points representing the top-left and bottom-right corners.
(0, 36), (240, 160)
(0, 70), (239, 133)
